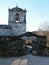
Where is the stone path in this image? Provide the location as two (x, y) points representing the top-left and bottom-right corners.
(0, 54), (49, 65)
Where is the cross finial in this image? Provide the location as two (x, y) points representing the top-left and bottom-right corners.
(16, 4), (18, 8)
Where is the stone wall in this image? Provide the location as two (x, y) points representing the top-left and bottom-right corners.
(0, 29), (11, 36)
(0, 37), (26, 57)
(9, 23), (26, 36)
(35, 31), (49, 47)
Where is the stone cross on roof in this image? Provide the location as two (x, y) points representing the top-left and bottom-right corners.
(16, 3), (19, 8)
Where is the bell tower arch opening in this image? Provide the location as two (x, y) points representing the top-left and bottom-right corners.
(15, 13), (19, 22)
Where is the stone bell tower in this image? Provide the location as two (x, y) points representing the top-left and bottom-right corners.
(8, 6), (27, 36)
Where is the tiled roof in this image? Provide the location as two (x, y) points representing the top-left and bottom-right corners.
(19, 32), (38, 37)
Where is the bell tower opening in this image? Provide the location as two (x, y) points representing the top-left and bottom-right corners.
(16, 13), (19, 22)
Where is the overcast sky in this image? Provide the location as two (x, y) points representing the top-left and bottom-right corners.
(0, 0), (49, 31)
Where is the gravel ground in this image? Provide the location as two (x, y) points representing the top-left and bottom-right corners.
(0, 54), (49, 65)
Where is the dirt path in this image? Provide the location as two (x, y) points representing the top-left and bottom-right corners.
(0, 54), (49, 65)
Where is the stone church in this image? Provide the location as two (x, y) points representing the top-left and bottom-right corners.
(0, 5), (47, 56)
(0, 6), (26, 36)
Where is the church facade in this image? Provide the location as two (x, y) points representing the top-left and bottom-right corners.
(0, 6), (26, 36)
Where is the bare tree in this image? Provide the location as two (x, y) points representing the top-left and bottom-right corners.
(38, 21), (49, 31)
